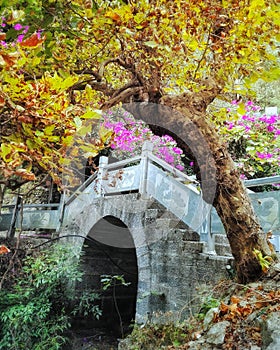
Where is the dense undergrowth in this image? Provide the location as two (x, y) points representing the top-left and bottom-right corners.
(0, 242), (101, 350)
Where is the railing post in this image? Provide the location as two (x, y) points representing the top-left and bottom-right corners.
(205, 207), (216, 254)
(54, 191), (66, 237)
(96, 156), (108, 196)
(7, 195), (21, 238)
(139, 141), (153, 198)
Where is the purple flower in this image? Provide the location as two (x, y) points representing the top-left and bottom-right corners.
(190, 161), (194, 166)
(241, 114), (255, 122)
(240, 174), (247, 180)
(245, 126), (251, 132)
(256, 152), (273, 159)
(267, 125), (274, 132)
(164, 154), (174, 164)
(14, 23), (23, 31)
(17, 34), (25, 43)
(37, 30), (43, 39)
(245, 101), (254, 106)
(23, 26), (29, 34)
(172, 147), (183, 155)
(162, 135), (173, 142)
(227, 122), (234, 130)
(176, 164), (184, 171)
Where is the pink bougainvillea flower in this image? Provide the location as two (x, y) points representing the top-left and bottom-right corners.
(227, 122), (234, 130)
(17, 34), (25, 43)
(23, 26), (29, 34)
(176, 164), (184, 171)
(14, 23), (23, 30)
(172, 147), (183, 154)
(256, 152), (273, 159)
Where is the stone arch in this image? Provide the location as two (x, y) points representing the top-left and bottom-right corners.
(77, 215), (138, 336)
(66, 193), (156, 333)
(62, 194), (170, 325)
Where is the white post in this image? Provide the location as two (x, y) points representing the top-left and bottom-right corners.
(139, 141), (153, 198)
(206, 208), (216, 254)
(96, 156), (108, 196)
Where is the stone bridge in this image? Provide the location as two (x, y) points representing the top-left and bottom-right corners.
(1, 142), (280, 335)
(61, 192), (231, 332)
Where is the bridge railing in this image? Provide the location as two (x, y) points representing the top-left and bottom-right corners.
(63, 141), (280, 251)
(1, 141), (279, 252)
(211, 176), (280, 251)
(0, 202), (62, 238)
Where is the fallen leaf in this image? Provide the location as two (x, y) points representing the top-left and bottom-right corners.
(230, 295), (240, 304)
(20, 32), (46, 48)
(0, 245), (10, 255)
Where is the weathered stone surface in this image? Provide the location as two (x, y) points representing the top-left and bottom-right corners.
(272, 262), (280, 272)
(62, 194), (233, 325)
(206, 321), (230, 346)
(261, 311), (280, 350)
(203, 307), (219, 331)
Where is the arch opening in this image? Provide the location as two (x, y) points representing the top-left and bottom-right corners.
(74, 216), (138, 338)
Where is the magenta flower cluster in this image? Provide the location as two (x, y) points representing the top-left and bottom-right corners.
(0, 18), (30, 47)
(102, 109), (185, 171)
(226, 101), (280, 181)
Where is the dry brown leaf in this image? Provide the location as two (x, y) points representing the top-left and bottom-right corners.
(230, 295), (240, 304)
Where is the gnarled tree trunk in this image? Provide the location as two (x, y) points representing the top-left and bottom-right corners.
(123, 87), (275, 283)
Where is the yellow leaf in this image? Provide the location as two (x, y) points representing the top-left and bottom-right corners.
(80, 109), (102, 119)
(1, 143), (12, 161)
(99, 126), (114, 144)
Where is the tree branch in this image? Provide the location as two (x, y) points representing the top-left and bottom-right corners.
(102, 86), (142, 109)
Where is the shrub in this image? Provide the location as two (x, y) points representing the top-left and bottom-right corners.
(0, 244), (101, 350)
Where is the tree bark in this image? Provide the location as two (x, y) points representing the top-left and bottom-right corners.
(122, 88), (276, 283)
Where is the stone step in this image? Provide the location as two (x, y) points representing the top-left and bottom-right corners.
(213, 234), (232, 256)
(213, 234), (229, 245)
(182, 241), (205, 253)
(180, 228), (200, 242)
(214, 243), (232, 257)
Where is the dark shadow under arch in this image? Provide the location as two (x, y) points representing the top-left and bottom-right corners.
(74, 216), (138, 338)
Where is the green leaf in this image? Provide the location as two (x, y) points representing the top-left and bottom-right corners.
(80, 109), (102, 119)
(1, 143), (12, 161)
(144, 41), (158, 48)
(74, 117), (82, 129)
(44, 124), (56, 135)
(76, 124), (92, 137)
(237, 103), (246, 116)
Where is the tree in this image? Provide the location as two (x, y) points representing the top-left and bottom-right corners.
(0, 0), (279, 282)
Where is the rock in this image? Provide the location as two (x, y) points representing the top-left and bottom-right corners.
(206, 321), (230, 346)
(186, 339), (214, 350)
(272, 262), (280, 272)
(203, 307), (219, 331)
(261, 311), (280, 350)
(118, 337), (134, 350)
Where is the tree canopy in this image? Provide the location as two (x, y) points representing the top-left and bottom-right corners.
(0, 0), (279, 188)
(0, 0), (279, 282)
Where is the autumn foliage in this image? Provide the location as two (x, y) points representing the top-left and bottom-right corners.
(0, 1), (279, 283)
